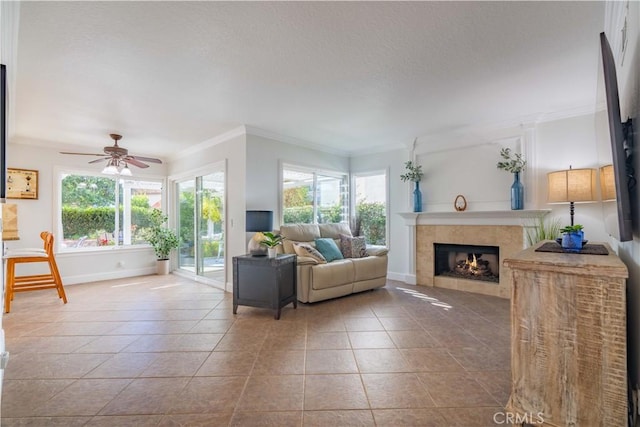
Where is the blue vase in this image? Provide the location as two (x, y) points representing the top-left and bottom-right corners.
(413, 181), (423, 212)
(511, 172), (524, 210)
(562, 231), (584, 253)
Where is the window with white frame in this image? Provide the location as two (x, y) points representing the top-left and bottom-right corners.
(353, 171), (387, 245)
(59, 171), (163, 250)
(282, 165), (348, 224)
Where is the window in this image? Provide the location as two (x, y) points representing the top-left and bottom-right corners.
(282, 165), (348, 224)
(353, 171), (387, 245)
(59, 171), (163, 250)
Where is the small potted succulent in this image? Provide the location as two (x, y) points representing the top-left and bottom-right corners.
(260, 232), (285, 258)
(559, 224), (584, 253)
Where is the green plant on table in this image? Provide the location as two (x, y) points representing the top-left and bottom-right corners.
(560, 224), (584, 234)
(525, 216), (562, 246)
(260, 231), (285, 248)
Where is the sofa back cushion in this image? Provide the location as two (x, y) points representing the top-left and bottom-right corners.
(280, 224), (321, 254)
(318, 223), (352, 239)
(314, 238), (344, 263)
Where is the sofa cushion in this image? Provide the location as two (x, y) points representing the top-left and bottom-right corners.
(352, 256), (388, 282)
(314, 238), (344, 263)
(310, 259), (354, 290)
(318, 223), (352, 239)
(366, 245), (389, 257)
(293, 243), (327, 264)
(339, 234), (367, 258)
(280, 224), (320, 254)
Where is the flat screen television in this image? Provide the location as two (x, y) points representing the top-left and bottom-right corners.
(598, 32), (634, 242)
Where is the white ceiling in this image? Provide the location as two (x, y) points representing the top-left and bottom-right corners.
(13, 1), (605, 158)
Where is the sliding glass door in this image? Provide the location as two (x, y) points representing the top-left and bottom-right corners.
(177, 169), (225, 284)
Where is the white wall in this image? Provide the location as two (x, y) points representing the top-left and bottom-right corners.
(245, 133), (350, 229)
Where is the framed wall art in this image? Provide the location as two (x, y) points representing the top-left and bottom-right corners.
(7, 168), (38, 199)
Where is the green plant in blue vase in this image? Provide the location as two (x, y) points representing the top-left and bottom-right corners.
(560, 224), (584, 253)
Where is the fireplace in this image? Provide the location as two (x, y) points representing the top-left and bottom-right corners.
(434, 243), (500, 283)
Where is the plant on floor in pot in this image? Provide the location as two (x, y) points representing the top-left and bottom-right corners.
(560, 224), (584, 253)
(260, 232), (285, 258)
(144, 208), (180, 274)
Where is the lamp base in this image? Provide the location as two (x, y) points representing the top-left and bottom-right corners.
(247, 236), (267, 256)
(250, 249), (267, 257)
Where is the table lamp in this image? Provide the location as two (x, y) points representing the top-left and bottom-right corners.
(246, 210), (273, 256)
(547, 166), (597, 226)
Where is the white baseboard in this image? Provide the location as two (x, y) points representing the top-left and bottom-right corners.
(387, 271), (416, 284)
(62, 267), (156, 285)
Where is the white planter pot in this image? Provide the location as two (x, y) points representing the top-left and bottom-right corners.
(156, 259), (170, 275)
(267, 247), (278, 258)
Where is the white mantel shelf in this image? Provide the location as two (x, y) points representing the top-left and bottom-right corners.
(399, 210), (550, 226)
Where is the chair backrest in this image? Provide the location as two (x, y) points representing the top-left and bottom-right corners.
(40, 231), (55, 256)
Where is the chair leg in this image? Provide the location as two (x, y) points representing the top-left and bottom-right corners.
(5, 260), (15, 313)
(49, 258), (67, 304)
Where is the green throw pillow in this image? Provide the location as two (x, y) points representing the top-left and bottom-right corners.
(314, 238), (344, 263)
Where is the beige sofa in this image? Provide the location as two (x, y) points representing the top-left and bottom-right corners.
(278, 223), (388, 303)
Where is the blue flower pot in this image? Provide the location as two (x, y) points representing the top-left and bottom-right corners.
(561, 231), (584, 253)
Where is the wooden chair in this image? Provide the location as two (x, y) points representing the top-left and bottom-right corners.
(4, 231), (68, 313)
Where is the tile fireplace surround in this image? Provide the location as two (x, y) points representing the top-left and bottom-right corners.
(400, 211), (549, 299)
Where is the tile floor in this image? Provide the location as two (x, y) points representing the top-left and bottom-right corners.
(1, 275), (511, 426)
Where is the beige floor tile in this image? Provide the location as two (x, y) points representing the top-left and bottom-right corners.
(304, 374), (369, 410)
(307, 331), (351, 349)
(84, 352), (158, 378)
(1, 416), (92, 426)
(236, 375), (304, 411)
(438, 407), (504, 426)
(344, 317), (384, 331)
(447, 346), (510, 371)
(189, 319), (234, 334)
(140, 352), (209, 377)
(33, 378), (132, 416)
(417, 372), (500, 407)
(158, 413), (233, 426)
(86, 415), (164, 427)
(387, 330), (439, 348)
(348, 331), (395, 349)
(74, 335), (140, 353)
(1, 379), (74, 417)
(371, 306), (410, 318)
(230, 411), (302, 427)
(303, 409), (375, 426)
(353, 349), (411, 373)
(400, 348), (465, 372)
(7, 335), (96, 354)
(305, 349), (358, 374)
(372, 409), (448, 426)
(213, 332), (266, 352)
(252, 350), (305, 375)
(307, 317), (346, 332)
(362, 373), (435, 409)
(195, 350), (257, 377)
(4, 353), (112, 380)
(260, 332), (307, 351)
(107, 320), (199, 335)
(122, 333), (223, 352)
(379, 317), (422, 331)
(98, 377), (190, 415)
(471, 370), (512, 405)
(169, 376), (247, 413)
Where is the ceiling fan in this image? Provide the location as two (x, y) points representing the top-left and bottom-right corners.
(60, 134), (162, 176)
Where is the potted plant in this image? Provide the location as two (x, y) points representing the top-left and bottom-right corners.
(497, 147), (526, 210)
(260, 231), (285, 258)
(144, 208), (180, 274)
(400, 160), (424, 212)
(559, 224), (584, 253)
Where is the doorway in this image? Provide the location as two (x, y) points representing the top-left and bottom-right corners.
(176, 169), (226, 286)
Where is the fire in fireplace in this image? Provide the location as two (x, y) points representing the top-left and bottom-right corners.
(434, 243), (499, 283)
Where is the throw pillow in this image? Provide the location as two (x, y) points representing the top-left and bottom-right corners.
(293, 242), (327, 264)
(314, 238), (344, 263)
(339, 234), (367, 258)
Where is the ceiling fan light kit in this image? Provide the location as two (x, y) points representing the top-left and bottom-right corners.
(61, 134), (162, 176)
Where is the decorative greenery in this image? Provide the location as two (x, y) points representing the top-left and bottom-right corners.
(143, 209), (179, 260)
(525, 216), (562, 246)
(561, 224), (584, 234)
(496, 148), (526, 173)
(400, 161), (424, 183)
(260, 231), (285, 248)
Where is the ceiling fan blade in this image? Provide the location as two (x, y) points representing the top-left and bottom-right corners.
(88, 157), (110, 164)
(129, 155), (162, 164)
(125, 158), (150, 168)
(60, 152), (105, 156)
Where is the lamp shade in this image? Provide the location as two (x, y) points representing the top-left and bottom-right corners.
(547, 168), (597, 203)
(246, 210), (273, 232)
(599, 164), (616, 201)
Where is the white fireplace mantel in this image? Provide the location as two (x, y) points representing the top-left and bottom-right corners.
(399, 210), (550, 226)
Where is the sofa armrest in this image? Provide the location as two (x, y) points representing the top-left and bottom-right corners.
(366, 245), (388, 257)
(296, 255), (320, 266)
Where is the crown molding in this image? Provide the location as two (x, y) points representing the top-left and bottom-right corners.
(173, 125), (247, 159)
(244, 125), (353, 157)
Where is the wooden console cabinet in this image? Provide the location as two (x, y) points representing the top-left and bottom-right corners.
(504, 242), (628, 426)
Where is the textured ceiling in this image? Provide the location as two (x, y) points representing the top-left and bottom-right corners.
(13, 1), (605, 157)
